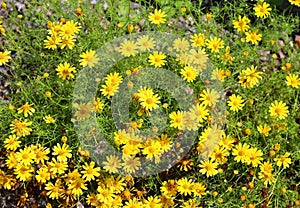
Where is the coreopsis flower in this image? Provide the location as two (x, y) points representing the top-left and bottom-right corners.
(180, 66), (197, 82)
(59, 20), (81, 39)
(122, 156), (141, 174)
(4, 135), (21, 151)
(35, 166), (51, 183)
(227, 94), (244, 112)
(238, 65), (263, 88)
(0, 50), (11, 65)
(269, 100), (289, 120)
(45, 180), (63, 199)
(100, 83), (118, 98)
(148, 51), (166, 67)
(43, 115), (56, 123)
(56, 62), (76, 80)
(286, 74), (300, 88)
(142, 140), (163, 161)
(169, 111), (183, 129)
(14, 164), (34, 182)
(81, 161), (100, 181)
(173, 38), (190, 52)
(103, 155), (122, 173)
(192, 182), (206, 197)
(190, 33), (206, 48)
(257, 124), (271, 136)
(44, 35), (61, 50)
(79, 50), (99, 68)
(274, 152), (292, 169)
(199, 159), (218, 177)
(177, 177), (193, 196)
(48, 158), (68, 175)
(52, 143), (72, 161)
(206, 37), (224, 53)
(289, 0), (300, 7)
(148, 9), (167, 25)
(254, 2), (272, 18)
(245, 30), (262, 45)
(17, 102), (35, 117)
(232, 15), (250, 33)
(199, 89), (220, 107)
(119, 40), (138, 57)
(232, 143), (250, 163)
(137, 87), (160, 111)
(136, 35), (155, 51)
(15, 146), (35, 165)
(10, 119), (32, 137)
(245, 147), (263, 167)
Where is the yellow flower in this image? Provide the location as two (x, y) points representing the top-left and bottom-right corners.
(103, 155), (122, 174)
(143, 196), (162, 207)
(68, 177), (87, 197)
(206, 37), (224, 53)
(17, 102), (35, 117)
(289, 0), (300, 7)
(232, 15), (250, 33)
(0, 50), (11, 65)
(56, 62), (76, 80)
(122, 156), (141, 174)
(74, 102), (93, 120)
(190, 33), (206, 48)
(14, 164), (34, 182)
(52, 143), (72, 161)
(232, 143), (250, 163)
(227, 94), (244, 112)
(105, 72), (123, 86)
(34, 145), (50, 164)
(286, 74), (300, 88)
(100, 83), (118, 98)
(269, 100), (289, 120)
(35, 166), (50, 183)
(119, 40), (138, 57)
(245, 147), (263, 167)
(43, 115), (56, 123)
(93, 97), (104, 112)
(45, 180), (63, 199)
(199, 159), (218, 177)
(173, 38), (190, 52)
(177, 177), (193, 196)
(4, 135), (21, 151)
(192, 182), (206, 197)
(81, 161), (100, 181)
(169, 111), (183, 130)
(10, 119), (32, 137)
(44, 35), (61, 50)
(238, 65), (263, 88)
(148, 51), (166, 67)
(142, 139), (163, 161)
(136, 35), (155, 51)
(180, 66), (197, 82)
(257, 124), (271, 136)
(48, 158), (68, 175)
(245, 30), (262, 45)
(60, 37), (75, 49)
(79, 50), (99, 68)
(199, 89), (220, 107)
(15, 146), (35, 165)
(59, 20), (81, 39)
(258, 171), (276, 186)
(274, 152), (292, 169)
(254, 2), (272, 18)
(148, 9), (167, 25)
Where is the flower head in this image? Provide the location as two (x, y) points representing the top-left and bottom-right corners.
(148, 9), (167, 25)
